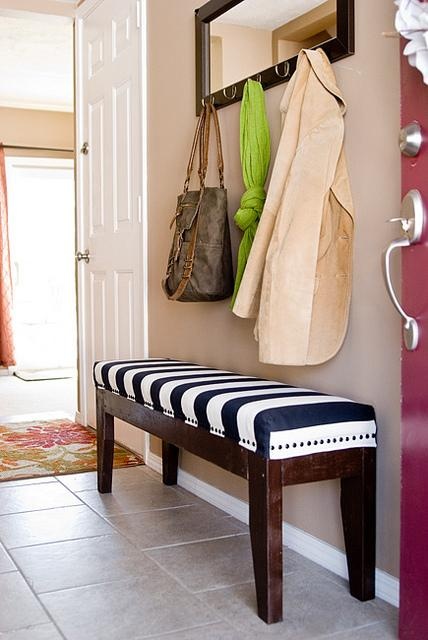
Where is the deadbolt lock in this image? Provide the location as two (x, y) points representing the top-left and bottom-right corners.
(399, 122), (422, 157)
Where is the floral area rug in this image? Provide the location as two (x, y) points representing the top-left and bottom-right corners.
(0, 418), (144, 482)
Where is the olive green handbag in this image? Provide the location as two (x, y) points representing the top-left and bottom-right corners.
(162, 103), (233, 302)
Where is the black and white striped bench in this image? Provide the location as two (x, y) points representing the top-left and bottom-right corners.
(94, 358), (377, 624)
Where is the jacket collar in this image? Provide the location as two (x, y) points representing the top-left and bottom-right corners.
(282, 49), (347, 115)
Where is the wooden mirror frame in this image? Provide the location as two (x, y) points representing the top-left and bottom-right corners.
(195, 0), (354, 113)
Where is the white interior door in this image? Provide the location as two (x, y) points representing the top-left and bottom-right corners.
(76, 0), (146, 451)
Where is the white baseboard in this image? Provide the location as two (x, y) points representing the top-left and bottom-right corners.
(145, 452), (399, 608)
(75, 410), (85, 425)
(0, 366), (15, 376)
(146, 450), (162, 475)
(281, 520), (399, 607)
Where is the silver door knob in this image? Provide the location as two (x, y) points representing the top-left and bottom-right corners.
(76, 249), (91, 263)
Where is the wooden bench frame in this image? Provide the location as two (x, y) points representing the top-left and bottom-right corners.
(96, 387), (376, 624)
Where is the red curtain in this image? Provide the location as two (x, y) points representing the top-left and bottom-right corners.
(0, 144), (15, 366)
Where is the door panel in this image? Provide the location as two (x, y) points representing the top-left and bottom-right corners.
(90, 271), (107, 362)
(399, 42), (428, 639)
(114, 270), (134, 359)
(113, 81), (132, 229)
(88, 33), (104, 78)
(88, 99), (105, 233)
(112, 13), (131, 59)
(76, 0), (144, 432)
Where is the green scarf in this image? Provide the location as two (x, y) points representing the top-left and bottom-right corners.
(231, 79), (270, 308)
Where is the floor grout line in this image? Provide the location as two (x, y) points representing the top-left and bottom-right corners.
(0, 567), (19, 575)
(316, 620), (395, 639)
(36, 572), (188, 598)
(143, 549), (207, 596)
(0, 502), (85, 513)
(0, 479), (59, 487)
(0, 501), (118, 552)
(192, 576), (256, 595)
(138, 531), (249, 552)
(8, 531), (119, 551)
(74, 501), (201, 517)
(104, 502), (213, 516)
(0, 503), (83, 517)
(135, 620), (233, 640)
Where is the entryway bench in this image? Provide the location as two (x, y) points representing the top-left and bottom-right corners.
(94, 358), (377, 624)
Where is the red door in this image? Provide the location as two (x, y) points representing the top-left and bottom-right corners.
(399, 42), (428, 639)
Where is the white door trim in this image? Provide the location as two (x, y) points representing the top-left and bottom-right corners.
(140, 0), (148, 361)
(74, 4), (90, 426)
(76, 0), (104, 20)
(139, 0), (149, 461)
(74, 0), (110, 427)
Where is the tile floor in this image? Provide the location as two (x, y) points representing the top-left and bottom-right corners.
(0, 465), (398, 640)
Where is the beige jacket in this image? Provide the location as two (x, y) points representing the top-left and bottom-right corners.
(233, 49), (354, 366)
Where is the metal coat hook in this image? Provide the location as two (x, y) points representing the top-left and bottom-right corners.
(253, 73), (262, 84)
(201, 95), (215, 106)
(223, 85), (237, 100)
(275, 61), (290, 79)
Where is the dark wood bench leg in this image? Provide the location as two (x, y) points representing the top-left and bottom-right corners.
(340, 447), (376, 601)
(96, 389), (115, 493)
(248, 453), (283, 624)
(162, 441), (179, 485)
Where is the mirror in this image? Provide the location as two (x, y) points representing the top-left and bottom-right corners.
(210, 0), (337, 94)
(195, 0), (354, 113)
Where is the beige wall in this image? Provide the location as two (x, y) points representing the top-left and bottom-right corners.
(147, 0), (401, 577)
(0, 107), (74, 158)
(0, 1), (76, 17)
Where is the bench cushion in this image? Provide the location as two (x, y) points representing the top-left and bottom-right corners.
(94, 358), (376, 460)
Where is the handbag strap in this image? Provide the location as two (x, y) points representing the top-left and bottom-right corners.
(183, 102), (225, 192)
(209, 103), (225, 189)
(199, 103), (224, 189)
(183, 105), (207, 194)
(198, 104), (211, 188)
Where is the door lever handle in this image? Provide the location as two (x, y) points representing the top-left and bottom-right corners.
(387, 217), (412, 233)
(76, 249), (91, 264)
(382, 189), (425, 351)
(383, 236), (418, 350)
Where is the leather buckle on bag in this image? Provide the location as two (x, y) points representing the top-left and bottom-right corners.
(173, 231), (185, 259)
(183, 258), (194, 277)
(170, 207), (182, 229)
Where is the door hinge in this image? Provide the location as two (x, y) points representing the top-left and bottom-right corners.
(136, 0), (141, 29)
(137, 194), (142, 223)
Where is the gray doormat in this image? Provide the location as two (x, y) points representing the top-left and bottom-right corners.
(14, 368), (76, 381)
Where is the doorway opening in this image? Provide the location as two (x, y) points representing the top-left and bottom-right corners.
(0, 8), (76, 423)
(4, 156), (77, 418)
